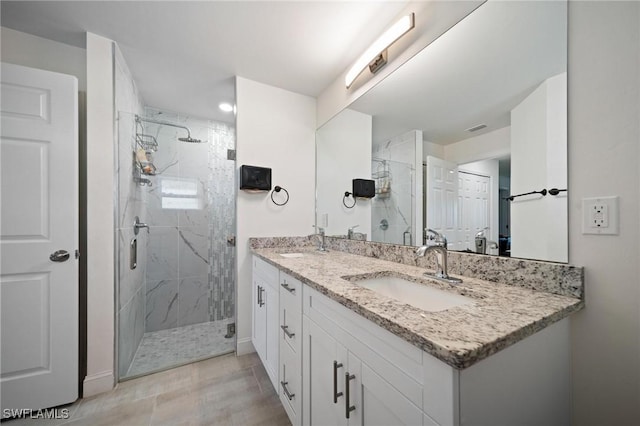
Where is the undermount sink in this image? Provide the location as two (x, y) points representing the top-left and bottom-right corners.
(279, 253), (304, 258)
(352, 275), (473, 312)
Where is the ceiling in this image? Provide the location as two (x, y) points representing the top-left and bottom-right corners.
(1, 0), (408, 122)
(349, 0), (567, 145)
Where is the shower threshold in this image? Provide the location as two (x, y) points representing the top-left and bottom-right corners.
(124, 319), (235, 379)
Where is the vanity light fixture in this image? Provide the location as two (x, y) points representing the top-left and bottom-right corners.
(345, 12), (415, 89)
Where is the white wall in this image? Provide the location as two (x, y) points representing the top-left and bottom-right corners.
(510, 73), (567, 262)
(568, 2), (640, 424)
(0, 27), (86, 91)
(423, 140), (445, 159)
(316, 108), (372, 238)
(235, 77), (316, 354)
(84, 33), (115, 396)
(443, 126), (510, 165)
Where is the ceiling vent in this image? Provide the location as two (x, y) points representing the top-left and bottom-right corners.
(466, 123), (487, 133)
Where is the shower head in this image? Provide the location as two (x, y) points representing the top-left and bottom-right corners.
(178, 136), (203, 143)
(136, 115), (204, 144)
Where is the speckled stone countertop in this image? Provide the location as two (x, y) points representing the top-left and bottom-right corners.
(251, 244), (584, 369)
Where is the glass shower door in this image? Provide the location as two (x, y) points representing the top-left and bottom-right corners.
(116, 110), (236, 379)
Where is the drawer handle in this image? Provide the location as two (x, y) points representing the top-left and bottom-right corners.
(333, 361), (343, 403)
(281, 325), (295, 338)
(281, 282), (296, 293)
(345, 372), (356, 419)
(281, 381), (295, 400)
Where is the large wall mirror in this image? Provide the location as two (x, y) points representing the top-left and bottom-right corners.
(316, 0), (568, 263)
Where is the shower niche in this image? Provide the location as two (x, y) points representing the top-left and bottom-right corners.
(117, 108), (237, 379)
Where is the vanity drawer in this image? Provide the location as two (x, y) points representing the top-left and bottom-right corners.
(279, 337), (301, 425)
(280, 303), (301, 354)
(280, 271), (302, 312)
(253, 256), (278, 284)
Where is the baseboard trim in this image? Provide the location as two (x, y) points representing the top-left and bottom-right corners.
(82, 371), (114, 397)
(236, 337), (255, 356)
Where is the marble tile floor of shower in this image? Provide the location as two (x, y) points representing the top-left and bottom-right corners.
(5, 352), (290, 426)
(126, 319), (236, 378)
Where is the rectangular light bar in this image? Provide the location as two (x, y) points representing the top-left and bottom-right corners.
(345, 12), (415, 89)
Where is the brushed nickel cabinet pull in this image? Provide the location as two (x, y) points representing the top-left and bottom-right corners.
(333, 361), (343, 403)
(281, 324), (295, 338)
(281, 381), (295, 400)
(281, 282), (296, 293)
(345, 372), (356, 418)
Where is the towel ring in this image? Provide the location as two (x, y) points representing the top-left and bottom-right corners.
(343, 191), (356, 209)
(271, 185), (289, 206)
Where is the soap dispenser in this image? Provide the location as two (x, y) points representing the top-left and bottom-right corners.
(475, 227), (489, 254)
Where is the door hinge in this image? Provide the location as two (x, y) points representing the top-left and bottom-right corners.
(75, 249), (80, 259)
(227, 149), (236, 161)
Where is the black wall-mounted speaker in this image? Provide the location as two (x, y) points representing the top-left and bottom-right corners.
(352, 178), (375, 198)
(240, 165), (272, 191)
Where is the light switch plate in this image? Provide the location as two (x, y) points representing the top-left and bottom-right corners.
(582, 196), (619, 235)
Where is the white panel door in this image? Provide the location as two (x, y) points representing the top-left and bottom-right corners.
(425, 156), (459, 249)
(1, 63), (78, 414)
(458, 172), (491, 251)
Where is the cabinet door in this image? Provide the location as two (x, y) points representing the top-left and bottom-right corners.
(304, 318), (348, 426)
(265, 281), (279, 388)
(360, 363), (424, 426)
(252, 276), (267, 363)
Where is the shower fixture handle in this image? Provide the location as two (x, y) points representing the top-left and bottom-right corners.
(133, 216), (149, 235)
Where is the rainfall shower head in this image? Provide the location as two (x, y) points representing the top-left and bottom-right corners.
(178, 136), (203, 143)
(135, 115), (204, 144)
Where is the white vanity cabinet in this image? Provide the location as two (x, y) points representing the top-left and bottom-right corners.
(251, 257), (279, 389)
(252, 256), (571, 426)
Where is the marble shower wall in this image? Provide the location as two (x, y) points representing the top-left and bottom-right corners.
(142, 108), (236, 333)
(114, 44), (146, 379)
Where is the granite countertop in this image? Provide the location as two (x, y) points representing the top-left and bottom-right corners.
(252, 246), (584, 369)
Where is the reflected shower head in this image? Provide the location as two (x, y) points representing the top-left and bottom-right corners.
(178, 136), (203, 143)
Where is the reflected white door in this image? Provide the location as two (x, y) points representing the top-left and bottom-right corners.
(425, 156), (459, 249)
(458, 172), (490, 251)
(1, 63), (78, 413)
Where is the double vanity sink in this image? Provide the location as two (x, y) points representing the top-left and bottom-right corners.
(252, 238), (584, 425)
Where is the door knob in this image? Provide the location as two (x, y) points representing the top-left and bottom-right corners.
(50, 250), (70, 262)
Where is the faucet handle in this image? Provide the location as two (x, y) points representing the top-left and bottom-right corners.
(426, 229), (447, 248)
(475, 227), (489, 238)
(348, 225), (359, 231)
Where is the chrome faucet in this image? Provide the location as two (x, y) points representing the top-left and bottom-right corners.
(347, 225), (359, 240)
(415, 229), (462, 284)
(313, 225), (328, 252)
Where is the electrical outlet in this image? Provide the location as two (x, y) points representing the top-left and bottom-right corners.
(582, 196), (619, 235)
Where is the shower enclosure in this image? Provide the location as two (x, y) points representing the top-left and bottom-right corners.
(116, 108), (236, 379)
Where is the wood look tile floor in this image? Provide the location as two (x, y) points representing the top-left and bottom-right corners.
(4, 353), (291, 426)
